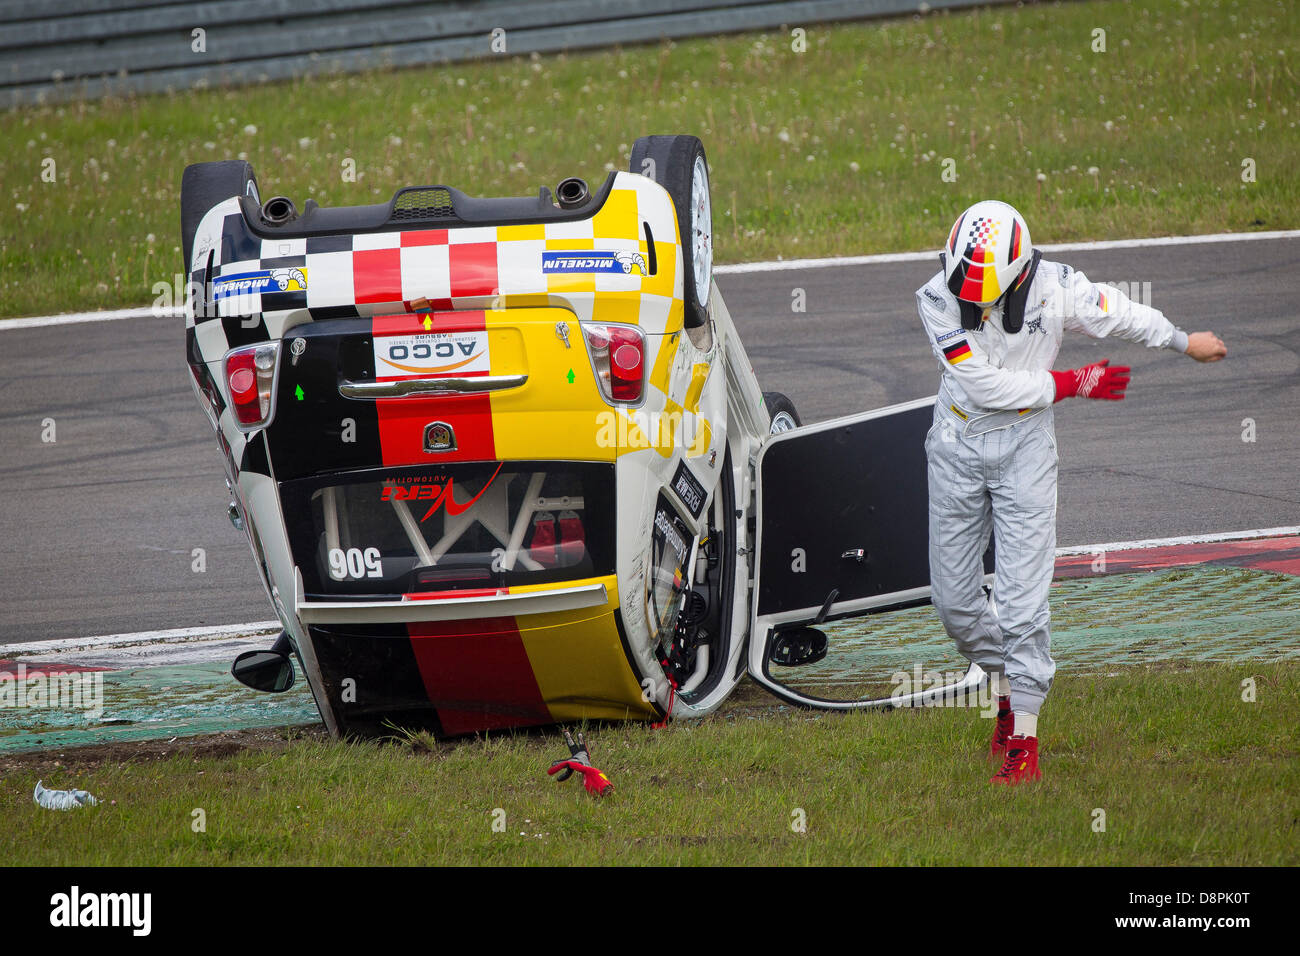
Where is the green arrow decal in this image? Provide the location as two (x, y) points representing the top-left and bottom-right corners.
(295, 384), (305, 401)
(566, 369), (575, 384)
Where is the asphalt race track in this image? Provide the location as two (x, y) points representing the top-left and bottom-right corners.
(1, 236), (1296, 644)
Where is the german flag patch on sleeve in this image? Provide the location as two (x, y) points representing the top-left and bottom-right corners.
(942, 339), (973, 365)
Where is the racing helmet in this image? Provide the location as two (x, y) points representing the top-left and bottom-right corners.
(940, 200), (1040, 332)
(942, 200), (1034, 305)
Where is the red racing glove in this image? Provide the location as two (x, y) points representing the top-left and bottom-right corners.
(546, 729), (613, 796)
(1050, 359), (1130, 402)
(547, 760), (613, 796)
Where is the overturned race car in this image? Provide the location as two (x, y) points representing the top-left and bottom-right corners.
(181, 135), (984, 738)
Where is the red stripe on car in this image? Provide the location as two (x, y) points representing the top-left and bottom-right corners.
(372, 311), (496, 465)
(404, 588), (506, 601)
(407, 617), (551, 734)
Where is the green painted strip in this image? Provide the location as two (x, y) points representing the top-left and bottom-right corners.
(780, 567), (1300, 698)
(0, 660), (317, 753)
(3, 567), (1296, 749)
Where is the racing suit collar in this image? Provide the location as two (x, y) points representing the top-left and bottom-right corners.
(939, 249), (1043, 334)
(999, 249), (1043, 333)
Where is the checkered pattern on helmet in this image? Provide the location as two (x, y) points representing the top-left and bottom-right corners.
(968, 216), (1000, 252)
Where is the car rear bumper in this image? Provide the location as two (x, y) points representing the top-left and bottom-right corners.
(297, 574), (657, 737)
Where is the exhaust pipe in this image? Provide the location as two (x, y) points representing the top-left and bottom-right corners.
(555, 177), (589, 209)
(260, 195), (297, 225)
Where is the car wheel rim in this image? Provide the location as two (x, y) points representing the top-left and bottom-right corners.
(770, 411), (797, 434)
(691, 154), (712, 307)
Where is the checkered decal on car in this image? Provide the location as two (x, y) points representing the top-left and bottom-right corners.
(185, 172), (683, 482)
(187, 174), (679, 338)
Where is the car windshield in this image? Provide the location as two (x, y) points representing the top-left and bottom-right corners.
(281, 461), (616, 598)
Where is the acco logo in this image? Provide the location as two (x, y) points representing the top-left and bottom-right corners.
(381, 341), (481, 373)
(375, 331), (491, 375)
(381, 463), (503, 522)
(387, 341), (478, 361)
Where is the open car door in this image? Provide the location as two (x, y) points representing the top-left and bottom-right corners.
(746, 396), (994, 709)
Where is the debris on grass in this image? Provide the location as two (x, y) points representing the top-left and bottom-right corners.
(34, 780), (98, 810)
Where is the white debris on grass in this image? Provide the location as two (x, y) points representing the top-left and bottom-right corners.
(34, 780), (98, 811)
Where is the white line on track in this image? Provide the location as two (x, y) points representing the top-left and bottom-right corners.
(0, 620), (280, 657)
(1054, 525), (1300, 557)
(5, 527), (1295, 661)
(1, 305), (181, 331)
(714, 229), (1300, 275)
(4, 230), (1297, 331)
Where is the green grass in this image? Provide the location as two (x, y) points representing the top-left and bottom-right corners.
(3, 662), (1296, 865)
(1, 0), (1296, 318)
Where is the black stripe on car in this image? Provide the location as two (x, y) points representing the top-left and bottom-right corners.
(308, 623), (446, 738)
(220, 212), (263, 264)
(221, 313), (270, 348)
(306, 235), (354, 254)
(264, 318), (383, 481)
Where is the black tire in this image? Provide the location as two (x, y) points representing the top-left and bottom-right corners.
(629, 135), (712, 328)
(762, 391), (801, 434)
(180, 160), (259, 274)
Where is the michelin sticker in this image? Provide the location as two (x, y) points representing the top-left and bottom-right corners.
(212, 267), (308, 299)
(373, 330), (491, 377)
(542, 251), (648, 276)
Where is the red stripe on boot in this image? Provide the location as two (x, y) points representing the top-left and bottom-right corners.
(372, 311), (496, 465)
(407, 618), (551, 735)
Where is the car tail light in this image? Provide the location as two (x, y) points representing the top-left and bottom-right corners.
(582, 323), (645, 404)
(224, 342), (281, 430)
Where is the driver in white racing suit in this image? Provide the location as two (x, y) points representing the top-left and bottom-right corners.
(917, 200), (1226, 785)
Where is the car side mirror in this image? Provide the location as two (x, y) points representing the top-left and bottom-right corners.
(231, 649), (296, 693)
